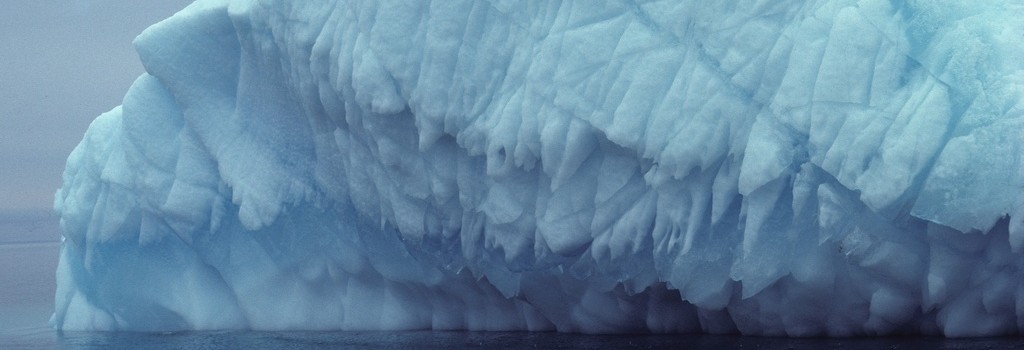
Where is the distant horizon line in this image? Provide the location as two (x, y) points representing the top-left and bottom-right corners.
(0, 207), (57, 215)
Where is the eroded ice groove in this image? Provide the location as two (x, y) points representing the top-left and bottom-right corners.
(52, 0), (1024, 336)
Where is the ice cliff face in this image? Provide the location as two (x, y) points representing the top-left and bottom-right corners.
(52, 0), (1024, 336)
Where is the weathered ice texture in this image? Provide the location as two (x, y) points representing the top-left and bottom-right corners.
(53, 0), (1024, 336)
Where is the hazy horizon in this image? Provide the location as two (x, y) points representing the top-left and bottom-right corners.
(0, 0), (194, 211)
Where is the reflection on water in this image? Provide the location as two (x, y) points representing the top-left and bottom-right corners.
(2, 329), (1024, 350)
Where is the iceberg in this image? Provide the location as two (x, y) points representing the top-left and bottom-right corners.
(52, 0), (1024, 336)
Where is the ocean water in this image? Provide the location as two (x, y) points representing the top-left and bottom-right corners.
(1, 209), (60, 339)
(2, 209), (1023, 349)
(2, 329), (1024, 350)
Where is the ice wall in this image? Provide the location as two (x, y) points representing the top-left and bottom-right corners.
(52, 0), (1024, 336)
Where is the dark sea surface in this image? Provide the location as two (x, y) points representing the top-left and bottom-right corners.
(2, 209), (1024, 349)
(1, 329), (1023, 350)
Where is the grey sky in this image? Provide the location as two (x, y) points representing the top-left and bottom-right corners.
(1, 0), (194, 210)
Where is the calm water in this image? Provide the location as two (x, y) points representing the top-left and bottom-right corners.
(1, 329), (1023, 350)
(2, 210), (1023, 349)
(1, 209), (60, 344)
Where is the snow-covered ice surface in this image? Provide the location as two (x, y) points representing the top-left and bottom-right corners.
(52, 0), (1024, 337)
